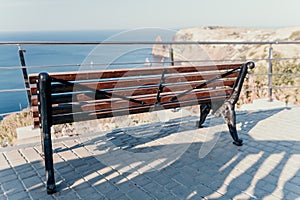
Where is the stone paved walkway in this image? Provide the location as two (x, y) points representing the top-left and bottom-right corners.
(0, 106), (299, 200)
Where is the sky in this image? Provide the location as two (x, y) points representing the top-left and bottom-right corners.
(1, 0), (300, 32)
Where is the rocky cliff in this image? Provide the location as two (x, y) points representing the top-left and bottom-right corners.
(153, 26), (300, 63)
(152, 26), (300, 105)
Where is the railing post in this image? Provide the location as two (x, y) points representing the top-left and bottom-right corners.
(169, 46), (174, 66)
(268, 45), (273, 102)
(18, 46), (31, 107)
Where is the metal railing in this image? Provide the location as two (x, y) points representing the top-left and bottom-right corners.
(0, 40), (299, 117)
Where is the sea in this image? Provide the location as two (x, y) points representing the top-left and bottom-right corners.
(0, 29), (175, 120)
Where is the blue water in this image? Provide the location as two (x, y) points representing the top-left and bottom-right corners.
(0, 29), (174, 118)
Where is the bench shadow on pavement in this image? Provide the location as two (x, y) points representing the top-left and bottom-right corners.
(57, 107), (299, 199)
(1, 107), (299, 199)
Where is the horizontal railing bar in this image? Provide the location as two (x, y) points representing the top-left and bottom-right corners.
(1, 57), (300, 71)
(248, 73), (300, 76)
(0, 110), (24, 117)
(243, 85), (300, 92)
(2, 41), (300, 46)
(246, 86), (299, 91)
(2, 57), (300, 71)
(0, 60), (244, 70)
(1, 86), (297, 94)
(0, 88), (29, 93)
(272, 85), (300, 89)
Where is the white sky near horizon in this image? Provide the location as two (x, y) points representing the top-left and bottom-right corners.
(1, 0), (300, 32)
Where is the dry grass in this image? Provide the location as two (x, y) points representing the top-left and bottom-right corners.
(290, 30), (300, 40)
(0, 110), (32, 147)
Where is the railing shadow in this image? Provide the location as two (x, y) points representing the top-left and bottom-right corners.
(1, 107), (299, 199)
(57, 107), (299, 199)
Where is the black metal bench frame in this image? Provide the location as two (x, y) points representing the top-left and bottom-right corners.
(30, 61), (254, 194)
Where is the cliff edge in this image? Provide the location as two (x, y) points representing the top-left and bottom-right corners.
(152, 26), (300, 105)
(153, 26), (300, 63)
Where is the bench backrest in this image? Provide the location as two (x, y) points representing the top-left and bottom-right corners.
(29, 63), (246, 128)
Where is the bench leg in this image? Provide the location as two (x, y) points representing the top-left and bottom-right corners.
(38, 73), (56, 194)
(42, 128), (56, 194)
(198, 103), (211, 128)
(224, 103), (243, 146)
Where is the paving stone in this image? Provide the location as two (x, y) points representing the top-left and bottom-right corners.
(106, 191), (130, 200)
(131, 174), (152, 187)
(126, 188), (153, 200)
(3, 151), (23, 162)
(94, 181), (119, 195)
(172, 172), (196, 188)
(14, 164), (32, 174)
(6, 190), (30, 200)
(165, 179), (181, 190)
(54, 161), (69, 170)
(74, 186), (99, 198)
(53, 189), (79, 200)
(2, 179), (25, 195)
(0, 168), (15, 179)
(23, 185), (49, 199)
(0, 193), (6, 200)
(61, 170), (83, 184)
(171, 184), (192, 199)
(69, 159), (88, 168)
(116, 179), (137, 193)
(22, 176), (44, 190)
(56, 163), (73, 173)
(286, 192), (300, 200)
(30, 159), (45, 169)
(161, 167), (178, 178)
(0, 172), (17, 183)
(285, 182), (300, 195)
(260, 182), (277, 194)
(253, 187), (270, 198)
(194, 184), (214, 197)
(143, 181), (170, 199)
(17, 169), (36, 179)
(163, 193), (182, 200)
(75, 165), (95, 177)
(20, 148), (41, 162)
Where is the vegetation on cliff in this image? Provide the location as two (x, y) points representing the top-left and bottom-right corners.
(153, 26), (300, 105)
(0, 111), (32, 147)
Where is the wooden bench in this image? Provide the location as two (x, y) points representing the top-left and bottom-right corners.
(29, 61), (254, 194)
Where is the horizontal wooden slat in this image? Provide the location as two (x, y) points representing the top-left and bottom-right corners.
(31, 79), (235, 106)
(33, 117), (39, 128)
(35, 88), (231, 117)
(49, 95), (228, 125)
(74, 80), (234, 103)
(32, 88), (230, 118)
(33, 95), (228, 127)
(30, 72), (239, 95)
(29, 63), (242, 83)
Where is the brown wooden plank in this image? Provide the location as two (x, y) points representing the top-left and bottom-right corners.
(30, 79), (235, 106)
(30, 71), (238, 95)
(29, 63), (242, 83)
(51, 95), (228, 125)
(31, 95), (38, 106)
(50, 88), (231, 116)
(32, 87), (230, 118)
(33, 117), (40, 128)
(74, 80), (234, 102)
